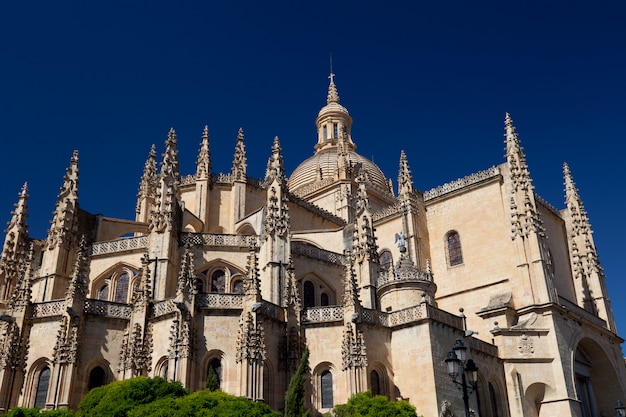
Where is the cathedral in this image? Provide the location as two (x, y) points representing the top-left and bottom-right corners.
(0, 75), (624, 417)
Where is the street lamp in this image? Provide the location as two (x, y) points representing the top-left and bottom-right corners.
(616, 400), (626, 417)
(445, 338), (479, 417)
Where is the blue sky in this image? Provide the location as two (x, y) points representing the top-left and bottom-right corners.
(1, 2), (625, 337)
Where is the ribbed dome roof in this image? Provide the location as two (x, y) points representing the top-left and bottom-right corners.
(287, 148), (390, 194)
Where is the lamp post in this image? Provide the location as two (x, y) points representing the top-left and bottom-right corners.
(445, 338), (479, 417)
(616, 400), (626, 417)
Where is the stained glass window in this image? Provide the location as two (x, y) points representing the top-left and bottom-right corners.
(321, 370), (333, 408)
(35, 367), (50, 408)
(447, 232), (463, 266)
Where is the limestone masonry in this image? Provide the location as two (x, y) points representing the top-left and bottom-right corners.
(0, 75), (624, 417)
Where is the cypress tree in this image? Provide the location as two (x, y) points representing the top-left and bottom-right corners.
(284, 347), (310, 417)
(205, 366), (220, 391)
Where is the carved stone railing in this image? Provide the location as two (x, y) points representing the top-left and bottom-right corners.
(303, 306), (344, 323)
(290, 177), (335, 198)
(372, 201), (403, 222)
(424, 304), (465, 329)
(196, 293), (244, 309)
(559, 296), (607, 328)
(85, 299), (132, 319)
(388, 304), (426, 326)
(180, 174), (196, 186)
(30, 301), (65, 318)
(90, 236), (148, 256)
(375, 269), (434, 288)
(287, 192), (346, 226)
(211, 173), (234, 183)
(181, 233), (259, 248)
(361, 308), (389, 326)
(151, 299), (178, 318)
(423, 166), (500, 201)
(535, 194), (561, 217)
(291, 242), (346, 265)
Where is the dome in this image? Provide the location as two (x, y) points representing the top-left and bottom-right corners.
(287, 148), (390, 194)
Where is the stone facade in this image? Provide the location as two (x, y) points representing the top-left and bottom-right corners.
(0, 75), (624, 417)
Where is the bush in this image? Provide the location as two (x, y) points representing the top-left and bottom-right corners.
(128, 389), (281, 417)
(75, 376), (188, 417)
(332, 391), (419, 417)
(7, 407), (75, 417)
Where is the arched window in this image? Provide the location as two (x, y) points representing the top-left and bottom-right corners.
(370, 370), (381, 396)
(114, 272), (130, 303)
(88, 366), (106, 390)
(303, 281), (315, 308)
(208, 358), (222, 388)
(320, 292), (329, 306)
(446, 231), (463, 266)
(98, 284), (109, 301)
(321, 370), (333, 409)
(232, 279), (244, 294)
(194, 278), (204, 294)
(35, 367), (50, 408)
(211, 270), (226, 293)
(379, 250), (393, 275)
(489, 382), (503, 417)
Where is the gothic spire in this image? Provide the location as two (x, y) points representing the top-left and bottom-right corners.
(6, 182), (29, 236)
(65, 235), (89, 305)
(136, 145), (157, 215)
(398, 150), (414, 196)
(0, 183), (30, 300)
(149, 129), (181, 232)
(343, 256), (361, 308)
(47, 150), (80, 249)
(231, 128), (247, 182)
(162, 128), (181, 183)
(265, 136), (285, 184)
(196, 126), (211, 180)
(504, 113), (532, 193)
(8, 242), (34, 311)
(563, 163), (591, 237)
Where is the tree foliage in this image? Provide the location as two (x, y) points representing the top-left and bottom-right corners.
(332, 391), (419, 417)
(205, 366), (220, 391)
(75, 376), (188, 417)
(284, 347), (311, 417)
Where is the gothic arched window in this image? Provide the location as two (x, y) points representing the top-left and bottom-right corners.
(446, 231), (464, 266)
(303, 281), (315, 308)
(211, 270), (226, 293)
(379, 250), (393, 275)
(35, 367), (50, 408)
(98, 284), (109, 300)
(208, 358), (222, 388)
(232, 279), (244, 294)
(320, 292), (329, 306)
(370, 370), (381, 396)
(88, 366), (106, 391)
(114, 272), (130, 303)
(321, 370), (334, 409)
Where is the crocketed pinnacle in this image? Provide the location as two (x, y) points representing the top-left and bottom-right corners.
(162, 128), (180, 182)
(265, 136), (285, 183)
(398, 150), (414, 196)
(7, 182), (29, 235)
(504, 113), (532, 192)
(136, 145), (157, 214)
(196, 126), (211, 179)
(563, 163), (591, 237)
(47, 150), (80, 249)
(231, 128), (247, 181)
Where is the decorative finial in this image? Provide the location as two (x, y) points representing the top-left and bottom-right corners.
(329, 52), (335, 85)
